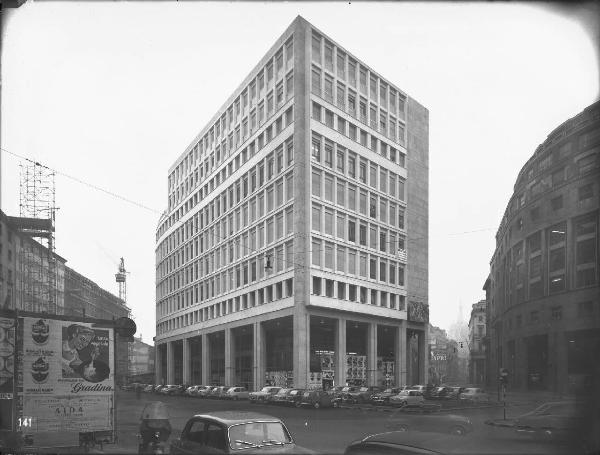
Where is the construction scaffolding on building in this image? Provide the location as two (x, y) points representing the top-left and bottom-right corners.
(16, 161), (58, 314)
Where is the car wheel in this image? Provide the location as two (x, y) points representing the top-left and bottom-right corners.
(333, 401), (339, 408)
(400, 401), (407, 408)
(295, 401), (302, 408)
(314, 402), (321, 409)
(450, 426), (467, 436)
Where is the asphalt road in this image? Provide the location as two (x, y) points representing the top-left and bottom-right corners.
(107, 391), (584, 454)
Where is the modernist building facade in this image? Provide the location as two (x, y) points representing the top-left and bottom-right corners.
(154, 17), (429, 390)
(468, 300), (486, 385)
(485, 101), (600, 394)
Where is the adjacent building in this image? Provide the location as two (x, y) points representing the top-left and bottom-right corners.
(468, 299), (486, 385)
(486, 101), (600, 394)
(129, 336), (156, 377)
(154, 17), (429, 390)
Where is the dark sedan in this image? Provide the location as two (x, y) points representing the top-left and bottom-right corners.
(386, 412), (473, 436)
(371, 387), (402, 406)
(170, 411), (314, 454)
(299, 390), (334, 409)
(270, 388), (293, 405)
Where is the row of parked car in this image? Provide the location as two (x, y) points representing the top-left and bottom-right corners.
(127, 383), (491, 408)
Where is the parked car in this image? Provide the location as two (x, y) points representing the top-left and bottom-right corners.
(327, 386), (345, 397)
(196, 386), (214, 398)
(170, 411), (314, 454)
(410, 384), (435, 399)
(207, 386), (223, 399)
(284, 389), (305, 407)
(446, 386), (467, 400)
(459, 388), (490, 403)
(160, 385), (179, 395)
(346, 386), (382, 404)
(270, 388), (293, 405)
(227, 386), (250, 401)
(143, 384), (154, 393)
(338, 386), (360, 403)
(249, 386), (281, 403)
(213, 386), (233, 399)
(389, 390), (425, 408)
(154, 384), (166, 394)
(175, 385), (190, 396)
(386, 413), (474, 435)
(430, 386), (453, 400)
(298, 390), (333, 409)
(371, 387), (402, 406)
(513, 401), (584, 440)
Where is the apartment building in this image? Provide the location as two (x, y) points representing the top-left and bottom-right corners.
(485, 100), (599, 394)
(154, 17), (429, 390)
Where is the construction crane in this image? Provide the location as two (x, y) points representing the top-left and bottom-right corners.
(115, 257), (129, 303)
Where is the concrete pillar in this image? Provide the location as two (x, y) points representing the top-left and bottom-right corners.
(367, 323), (378, 386)
(395, 323), (407, 387)
(418, 330), (427, 384)
(166, 341), (174, 384)
(253, 321), (265, 390)
(201, 333), (210, 385)
(225, 328), (234, 385)
(293, 312), (310, 388)
(155, 344), (163, 385)
(182, 338), (191, 385)
(335, 318), (347, 387)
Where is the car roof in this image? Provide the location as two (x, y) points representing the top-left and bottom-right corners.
(191, 411), (282, 426)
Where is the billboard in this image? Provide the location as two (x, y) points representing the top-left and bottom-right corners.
(19, 317), (114, 444)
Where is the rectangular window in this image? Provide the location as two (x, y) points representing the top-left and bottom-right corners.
(324, 42), (333, 72)
(337, 51), (345, 79)
(348, 59), (356, 87)
(324, 76), (334, 102)
(370, 258), (377, 279)
(348, 185), (356, 210)
(324, 141), (333, 168)
(337, 214), (345, 239)
(348, 154), (356, 179)
(311, 67), (321, 95)
(312, 204), (321, 231)
(313, 276), (322, 295)
(312, 170), (321, 197)
(336, 149), (345, 173)
(324, 174), (334, 201)
(312, 34), (321, 63)
(369, 164), (377, 189)
(336, 246), (346, 272)
(324, 209), (334, 236)
(348, 219), (356, 242)
(325, 242), (334, 269)
(359, 224), (367, 246)
(337, 181), (345, 207)
(312, 136), (321, 162)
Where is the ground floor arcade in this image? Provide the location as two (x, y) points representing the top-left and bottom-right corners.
(155, 309), (427, 390)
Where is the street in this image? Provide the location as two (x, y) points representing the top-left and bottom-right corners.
(105, 391), (584, 454)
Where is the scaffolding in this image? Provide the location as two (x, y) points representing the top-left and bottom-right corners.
(17, 162), (58, 314)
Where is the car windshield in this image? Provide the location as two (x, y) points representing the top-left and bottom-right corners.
(229, 421), (292, 450)
(359, 387), (369, 392)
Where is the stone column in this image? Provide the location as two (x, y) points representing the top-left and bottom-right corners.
(395, 323), (407, 387)
(201, 333), (210, 385)
(182, 338), (191, 385)
(225, 328), (234, 385)
(367, 323), (378, 386)
(253, 321), (265, 390)
(155, 344), (163, 385)
(166, 341), (174, 384)
(335, 318), (347, 387)
(293, 312), (310, 388)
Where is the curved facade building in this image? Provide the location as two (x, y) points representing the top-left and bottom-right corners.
(486, 101), (600, 394)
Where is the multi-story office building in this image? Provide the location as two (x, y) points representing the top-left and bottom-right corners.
(486, 101), (599, 394)
(468, 300), (486, 385)
(154, 17), (429, 390)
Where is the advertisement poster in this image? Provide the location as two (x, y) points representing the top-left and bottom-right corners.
(0, 317), (16, 431)
(20, 317), (114, 438)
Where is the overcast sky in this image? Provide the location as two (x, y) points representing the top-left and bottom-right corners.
(2, 2), (598, 343)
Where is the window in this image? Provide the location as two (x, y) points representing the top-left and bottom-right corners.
(370, 258), (377, 279)
(325, 279), (334, 297)
(324, 174), (334, 201)
(348, 60), (356, 87)
(312, 34), (321, 63)
(337, 214), (345, 239)
(337, 181), (345, 207)
(312, 204), (321, 231)
(370, 226), (377, 249)
(312, 170), (321, 197)
(359, 224), (367, 246)
(324, 76), (334, 102)
(551, 195), (563, 211)
(324, 42), (333, 71)
(578, 183), (593, 201)
(336, 246), (346, 272)
(312, 136), (321, 162)
(359, 161), (367, 183)
(575, 214), (597, 287)
(369, 196), (377, 218)
(336, 149), (345, 173)
(311, 67), (321, 95)
(324, 209), (334, 235)
(348, 219), (356, 242)
(324, 141), (333, 167)
(551, 306), (562, 320)
(348, 154), (356, 179)
(313, 276), (322, 295)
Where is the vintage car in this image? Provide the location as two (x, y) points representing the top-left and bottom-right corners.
(160, 385), (180, 395)
(389, 390), (425, 408)
(371, 387), (402, 406)
(170, 411), (314, 454)
(196, 386), (216, 398)
(284, 389), (305, 407)
(226, 386), (250, 401)
(459, 388), (490, 403)
(298, 390), (334, 409)
(249, 386), (282, 403)
(386, 413), (473, 435)
(346, 386), (382, 404)
(270, 388), (293, 405)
